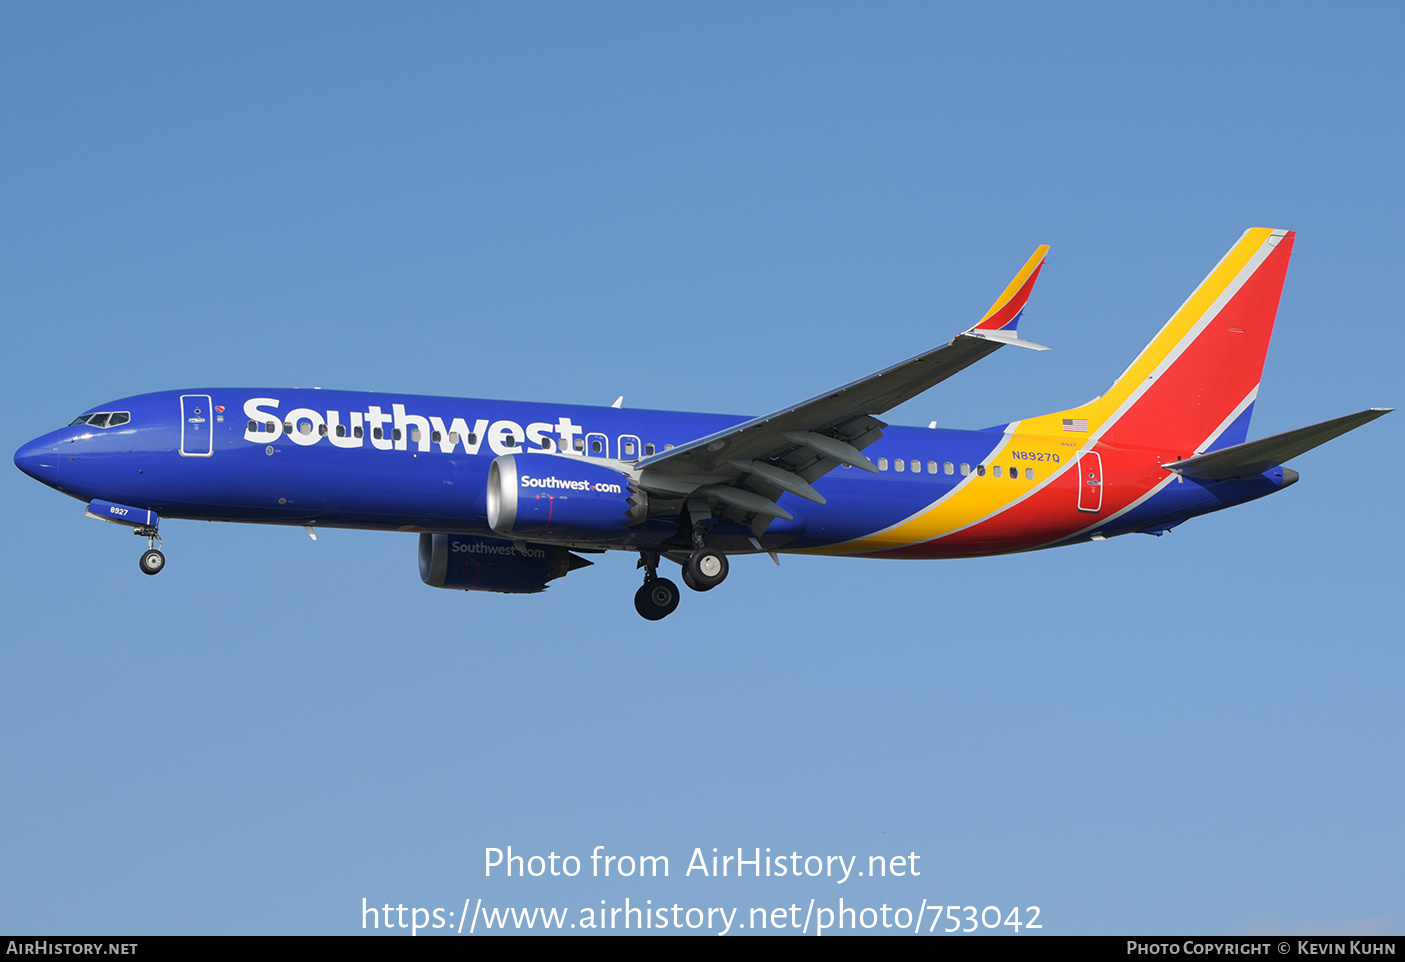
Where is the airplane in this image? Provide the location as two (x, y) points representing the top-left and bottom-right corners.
(13, 228), (1391, 620)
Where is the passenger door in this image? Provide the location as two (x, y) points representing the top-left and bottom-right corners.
(180, 395), (213, 457)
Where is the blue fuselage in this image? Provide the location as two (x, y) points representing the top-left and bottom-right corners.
(15, 388), (1290, 557)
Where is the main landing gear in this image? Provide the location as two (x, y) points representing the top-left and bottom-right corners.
(681, 547), (728, 592)
(135, 525), (165, 576)
(633, 546), (731, 620)
(634, 552), (679, 621)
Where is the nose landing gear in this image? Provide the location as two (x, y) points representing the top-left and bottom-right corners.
(135, 525), (165, 576)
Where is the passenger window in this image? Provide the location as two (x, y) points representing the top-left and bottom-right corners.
(977, 465), (986, 476)
(623, 441), (635, 457)
(539, 437), (553, 451)
(591, 439), (603, 454)
(1026, 468), (1035, 480)
(911, 460), (920, 473)
(267, 421), (276, 433)
(410, 428), (421, 443)
(944, 461), (954, 475)
(109, 412), (129, 426)
(336, 424), (346, 437)
(574, 439), (585, 451)
(432, 431), (442, 443)
(319, 424), (328, 436)
(284, 422), (293, 434)
(664, 444), (674, 450)
(993, 465), (1002, 478)
(467, 433), (478, 445)
(393, 428), (402, 441)
(249, 420), (258, 432)
(448, 432), (459, 444)
(927, 461), (938, 474)
(645, 443), (655, 456)
(301, 422), (314, 436)
(374, 428), (383, 440)
(878, 458), (889, 471)
(960, 463), (970, 475)
(354, 426), (363, 439)
(894, 459), (904, 472)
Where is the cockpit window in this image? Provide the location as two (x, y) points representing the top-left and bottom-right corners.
(68, 412), (130, 429)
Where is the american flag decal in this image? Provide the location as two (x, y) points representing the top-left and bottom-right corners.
(1062, 418), (1088, 432)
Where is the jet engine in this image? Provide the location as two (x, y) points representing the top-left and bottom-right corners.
(486, 453), (647, 541)
(418, 533), (592, 594)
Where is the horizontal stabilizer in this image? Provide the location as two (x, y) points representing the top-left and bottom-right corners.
(1163, 408), (1392, 480)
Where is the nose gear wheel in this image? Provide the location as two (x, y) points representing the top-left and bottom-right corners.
(134, 525), (165, 575)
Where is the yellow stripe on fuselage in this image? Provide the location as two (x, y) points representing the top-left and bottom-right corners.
(806, 426), (1076, 555)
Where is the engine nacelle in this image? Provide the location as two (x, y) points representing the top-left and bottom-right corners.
(418, 533), (592, 594)
(486, 454), (646, 541)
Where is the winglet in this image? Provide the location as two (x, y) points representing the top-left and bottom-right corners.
(971, 245), (1050, 333)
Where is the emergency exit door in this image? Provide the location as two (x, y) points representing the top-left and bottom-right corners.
(1076, 451), (1103, 513)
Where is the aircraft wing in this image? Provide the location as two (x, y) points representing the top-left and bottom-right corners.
(1162, 408), (1392, 480)
(633, 246), (1050, 525)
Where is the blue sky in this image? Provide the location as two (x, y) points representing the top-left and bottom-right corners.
(2, 3), (1400, 935)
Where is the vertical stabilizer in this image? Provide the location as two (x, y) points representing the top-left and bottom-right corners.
(1026, 229), (1294, 455)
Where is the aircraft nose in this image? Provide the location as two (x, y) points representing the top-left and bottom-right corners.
(14, 435), (59, 487)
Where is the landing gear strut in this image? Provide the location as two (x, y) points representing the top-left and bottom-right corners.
(135, 525), (165, 576)
(634, 551), (679, 621)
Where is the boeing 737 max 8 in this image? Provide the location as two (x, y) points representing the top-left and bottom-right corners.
(13, 229), (1390, 619)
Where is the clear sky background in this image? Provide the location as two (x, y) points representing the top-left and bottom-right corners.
(2, 3), (1401, 936)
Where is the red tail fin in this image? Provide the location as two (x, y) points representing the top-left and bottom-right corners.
(1029, 228), (1293, 454)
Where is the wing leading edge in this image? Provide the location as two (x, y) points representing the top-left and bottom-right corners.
(632, 246), (1051, 531)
